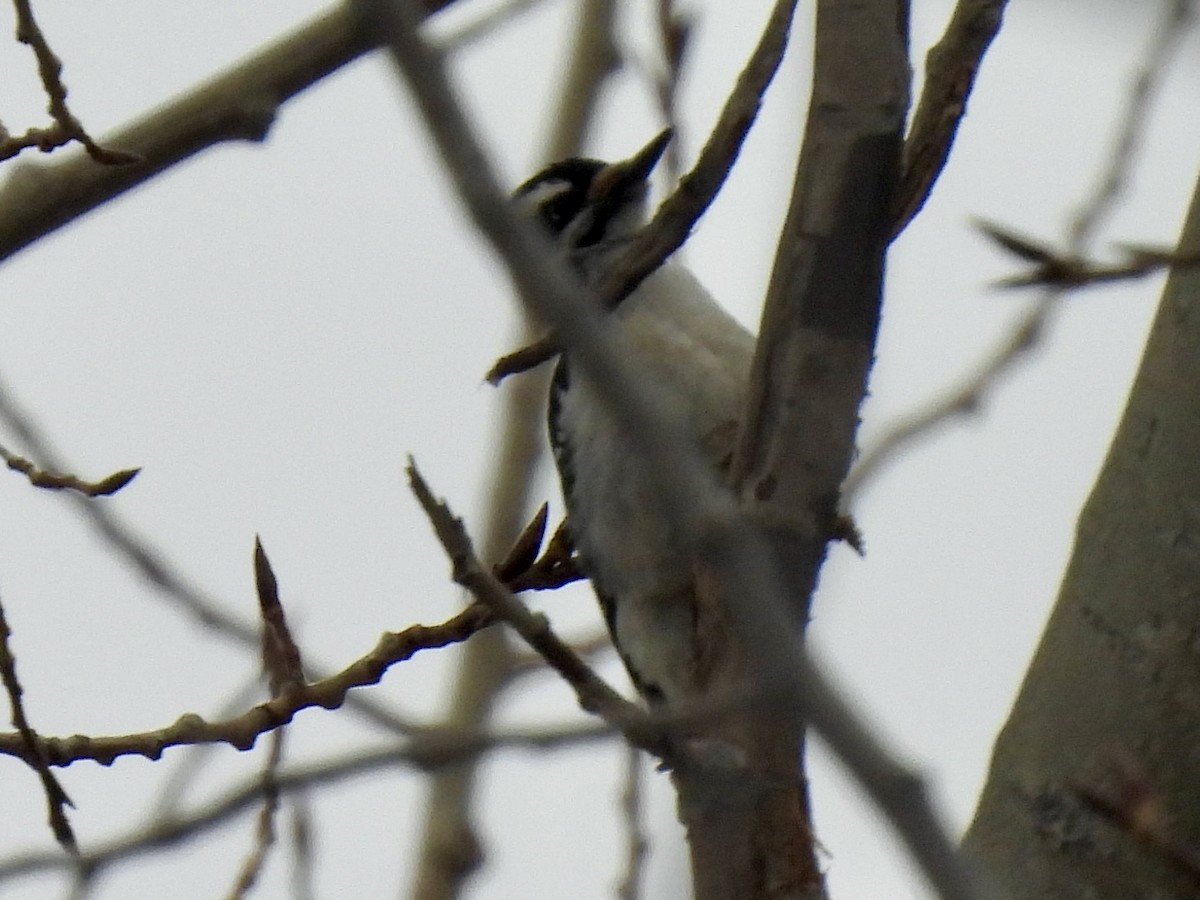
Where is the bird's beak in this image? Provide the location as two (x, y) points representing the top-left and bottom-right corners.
(587, 128), (674, 206)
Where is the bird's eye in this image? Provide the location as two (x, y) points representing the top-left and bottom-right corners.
(515, 161), (606, 237)
(520, 181), (586, 235)
(540, 193), (581, 232)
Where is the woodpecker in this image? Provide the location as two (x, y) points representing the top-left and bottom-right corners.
(515, 132), (755, 707)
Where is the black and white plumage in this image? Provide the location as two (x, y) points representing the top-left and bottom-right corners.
(515, 133), (755, 706)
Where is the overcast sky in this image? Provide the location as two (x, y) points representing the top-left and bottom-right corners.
(0, 1), (1197, 898)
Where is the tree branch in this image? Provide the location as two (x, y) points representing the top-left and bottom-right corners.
(358, 1), (982, 896)
(963, 142), (1200, 900)
(406, 460), (674, 759)
(731, 0), (908, 570)
(0, 722), (623, 884)
(484, 0), (800, 385)
(616, 745), (648, 900)
(0, 442), (138, 496)
(0, 603), (492, 767)
(407, 3), (619, 895)
(714, 0), (914, 892)
(845, 0), (1194, 506)
(8, 0), (139, 165)
(225, 729), (286, 899)
(892, 0), (1009, 237)
(0, 594), (77, 852)
(0, 0), (459, 266)
(0, 366), (421, 737)
(961, 4), (1200, 896)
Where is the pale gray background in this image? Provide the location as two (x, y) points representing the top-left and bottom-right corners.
(0, 1), (1195, 897)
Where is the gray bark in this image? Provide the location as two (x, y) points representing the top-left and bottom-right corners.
(963, 165), (1200, 897)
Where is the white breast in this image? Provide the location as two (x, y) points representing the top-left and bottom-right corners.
(551, 262), (754, 699)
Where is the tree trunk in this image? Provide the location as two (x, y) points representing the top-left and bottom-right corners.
(963, 165), (1200, 897)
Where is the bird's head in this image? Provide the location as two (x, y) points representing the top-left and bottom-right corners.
(515, 129), (672, 259)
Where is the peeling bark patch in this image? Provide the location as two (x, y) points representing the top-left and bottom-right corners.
(1031, 788), (1098, 857)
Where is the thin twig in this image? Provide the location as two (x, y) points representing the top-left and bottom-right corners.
(893, 0), (1009, 237)
(651, 0), (692, 184)
(0, 594), (76, 852)
(225, 540), (300, 897)
(0, 121), (70, 162)
(405, 460), (673, 759)
(9, 0), (139, 165)
(843, 307), (1041, 504)
(0, 604), (493, 767)
(0, 372), (419, 736)
(0, 443), (138, 496)
(147, 668), (265, 821)
(615, 745), (648, 900)
(0, 723), (625, 883)
(362, 2), (981, 896)
(484, 0), (800, 384)
(0, 0), (463, 265)
(225, 730), (285, 899)
(1067, 0), (1196, 249)
(845, 0), (1197, 505)
(408, 4), (621, 894)
(288, 795), (317, 900)
(505, 629), (614, 685)
(978, 220), (1200, 290)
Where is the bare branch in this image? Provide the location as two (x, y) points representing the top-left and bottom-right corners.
(409, 3), (621, 895)
(147, 668), (265, 821)
(8, 0), (139, 165)
(360, 1), (982, 895)
(225, 730), (285, 899)
(650, 0), (693, 183)
(709, 0), (915, 891)
(506, 629), (615, 684)
(0, 371), (419, 736)
(408, 5), (624, 897)
(846, 0), (1197, 505)
(0, 604), (493, 767)
(0, 122), (112, 165)
(1067, 0), (1196, 249)
(225, 541), (297, 897)
(0, 724), (624, 884)
(540, 0), (621, 163)
(0, 0), (461, 266)
(484, 0), (800, 384)
(288, 797), (316, 900)
(842, 308), (1039, 505)
(731, 0), (908, 543)
(405, 460), (674, 759)
(893, 0), (1009, 236)
(978, 220), (1200, 290)
(0, 594), (76, 852)
(0, 443), (138, 496)
(615, 746), (648, 900)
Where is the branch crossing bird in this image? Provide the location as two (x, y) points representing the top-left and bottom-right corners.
(514, 132), (755, 707)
